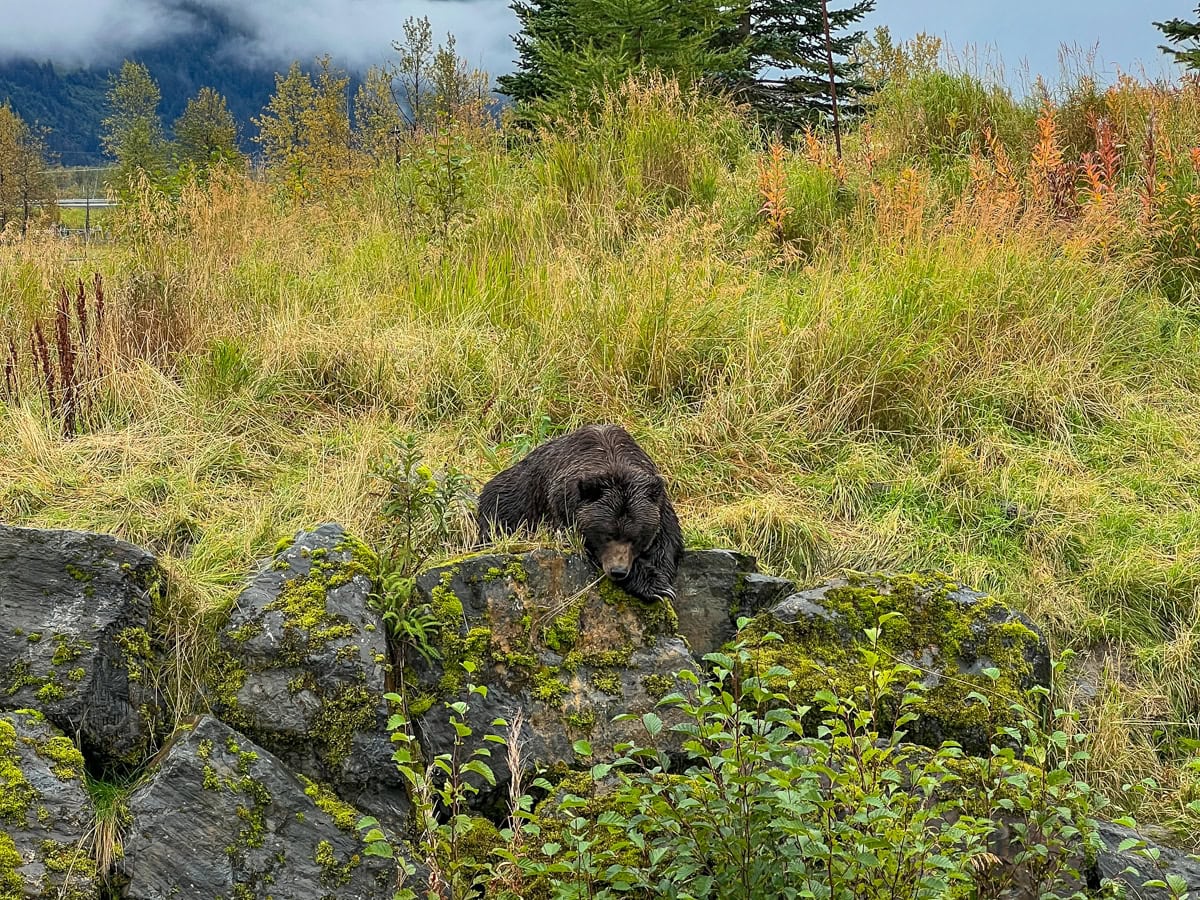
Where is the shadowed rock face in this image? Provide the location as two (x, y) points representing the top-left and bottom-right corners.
(0, 524), (164, 769)
(209, 523), (411, 831)
(0, 709), (96, 899)
(670, 548), (793, 656)
(118, 715), (415, 900)
(1088, 821), (1200, 897)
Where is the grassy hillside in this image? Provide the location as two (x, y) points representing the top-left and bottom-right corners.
(4, 52), (1200, 839)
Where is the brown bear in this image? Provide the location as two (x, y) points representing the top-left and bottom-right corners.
(476, 424), (684, 601)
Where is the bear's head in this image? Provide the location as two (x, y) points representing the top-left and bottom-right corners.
(571, 471), (665, 583)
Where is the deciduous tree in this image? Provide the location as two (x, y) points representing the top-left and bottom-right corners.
(174, 86), (240, 167)
(101, 61), (168, 186)
(0, 102), (56, 233)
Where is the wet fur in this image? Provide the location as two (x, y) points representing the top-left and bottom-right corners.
(476, 424), (683, 600)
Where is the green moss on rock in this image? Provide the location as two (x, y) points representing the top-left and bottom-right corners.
(563, 709), (596, 733)
(542, 602), (582, 653)
(299, 776), (359, 833)
(37, 736), (84, 781)
(260, 539), (372, 661)
(34, 682), (65, 704)
(49, 634), (86, 668)
(313, 684), (378, 771)
(641, 673), (675, 700)
(0, 833), (25, 899)
(532, 667), (570, 706)
(598, 578), (678, 639)
(313, 838), (359, 887)
(737, 572), (1044, 749)
(592, 670), (623, 695)
(64, 564), (93, 584)
(115, 627), (153, 684)
(4, 662), (46, 697)
(0, 718), (35, 823)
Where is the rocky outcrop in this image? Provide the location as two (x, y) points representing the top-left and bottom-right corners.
(117, 715), (415, 899)
(0, 709), (97, 900)
(208, 524), (411, 830)
(407, 549), (701, 809)
(0, 525), (164, 769)
(6, 518), (1140, 898)
(741, 572), (1051, 753)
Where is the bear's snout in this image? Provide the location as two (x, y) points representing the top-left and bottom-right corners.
(600, 542), (634, 580)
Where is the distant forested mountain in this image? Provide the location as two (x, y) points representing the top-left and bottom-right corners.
(0, 10), (352, 166)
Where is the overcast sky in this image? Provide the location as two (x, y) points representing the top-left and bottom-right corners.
(0, 0), (1192, 89)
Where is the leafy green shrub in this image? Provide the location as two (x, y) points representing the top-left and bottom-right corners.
(491, 624), (1109, 899)
(404, 130), (476, 239)
(360, 616), (1197, 899)
(368, 434), (475, 665)
(359, 662), (503, 899)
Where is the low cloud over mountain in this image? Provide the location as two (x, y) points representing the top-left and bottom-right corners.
(0, 0), (516, 75)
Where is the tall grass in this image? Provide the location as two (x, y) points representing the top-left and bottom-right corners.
(5, 65), (1200, 837)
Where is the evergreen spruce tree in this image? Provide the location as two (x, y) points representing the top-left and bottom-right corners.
(496, 0), (743, 118)
(497, 0), (578, 105)
(737, 0), (874, 136)
(1156, 6), (1200, 70)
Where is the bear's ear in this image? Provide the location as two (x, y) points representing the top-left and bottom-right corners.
(644, 474), (667, 500)
(576, 476), (607, 504)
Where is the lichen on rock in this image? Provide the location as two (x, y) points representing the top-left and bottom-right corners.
(207, 523), (410, 832)
(408, 548), (703, 810)
(0, 525), (166, 771)
(117, 716), (411, 899)
(0, 709), (97, 900)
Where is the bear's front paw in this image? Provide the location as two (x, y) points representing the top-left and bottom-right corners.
(653, 583), (677, 602)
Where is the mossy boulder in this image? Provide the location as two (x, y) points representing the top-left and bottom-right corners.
(116, 715), (417, 899)
(739, 572), (1050, 753)
(0, 525), (164, 770)
(208, 524), (409, 831)
(408, 549), (699, 811)
(0, 709), (97, 900)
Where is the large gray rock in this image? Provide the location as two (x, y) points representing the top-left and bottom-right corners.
(739, 572), (1051, 753)
(409, 549), (700, 810)
(0, 709), (97, 899)
(208, 524), (410, 830)
(1088, 821), (1200, 897)
(0, 524), (163, 768)
(672, 550), (793, 656)
(118, 715), (417, 899)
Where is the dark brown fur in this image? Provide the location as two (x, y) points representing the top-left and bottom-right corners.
(476, 424), (684, 601)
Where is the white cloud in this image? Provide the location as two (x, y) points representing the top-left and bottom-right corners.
(0, 0), (519, 75)
(0, 0), (199, 66)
